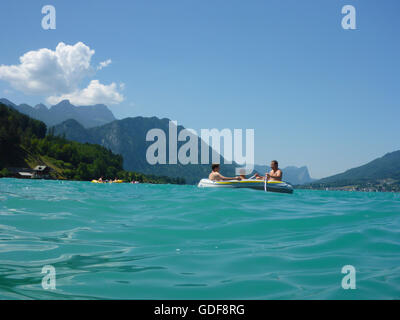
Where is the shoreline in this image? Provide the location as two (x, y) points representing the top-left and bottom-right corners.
(0, 176), (183, 185)
(2, 177), (399, 193)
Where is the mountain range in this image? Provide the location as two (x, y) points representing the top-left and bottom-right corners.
(0, 98), (115, 128)
(53, 118), (316, 185)
(0, 102), (182, 184)
(3, 98), (398, 190)
(308, 150), (400, 191)
(53, 118), (237, 184)
(1, 98), (315, 185)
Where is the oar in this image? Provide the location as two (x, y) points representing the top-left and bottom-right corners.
(264, 176), (267, 192)
(264, 172), (267, 192)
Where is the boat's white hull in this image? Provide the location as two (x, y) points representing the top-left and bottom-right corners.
(198, 179), (294, 194)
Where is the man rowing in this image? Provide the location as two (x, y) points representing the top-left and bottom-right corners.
(255, 160), (283, 181)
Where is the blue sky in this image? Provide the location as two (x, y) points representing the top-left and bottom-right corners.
(0, 0), (399, 178)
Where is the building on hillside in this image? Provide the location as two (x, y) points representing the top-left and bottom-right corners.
(5, 166), (52, 179)
(33, 166), (51, 179)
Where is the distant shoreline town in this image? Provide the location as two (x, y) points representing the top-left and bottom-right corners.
(297, 183), (400, 193)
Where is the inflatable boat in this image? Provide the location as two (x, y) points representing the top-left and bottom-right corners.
(91, 180), (124, 184)
(198, 179), (294, 194)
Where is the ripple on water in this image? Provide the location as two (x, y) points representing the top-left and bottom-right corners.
(0, 178), (399, 299)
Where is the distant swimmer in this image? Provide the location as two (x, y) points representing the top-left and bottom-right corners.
(255, 160), (283, 182)
(209, 164), (241, 181)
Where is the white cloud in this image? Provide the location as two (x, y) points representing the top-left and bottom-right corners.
(97, 59), (112, 70)
(47, 80), (124, 105)
(0, 42), (124, 106)
(0, 42), (94, 95)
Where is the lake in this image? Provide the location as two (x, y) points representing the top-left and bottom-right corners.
(0, 178), (399, 299)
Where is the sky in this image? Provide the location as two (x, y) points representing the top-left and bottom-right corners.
(0, 0), (399, 178)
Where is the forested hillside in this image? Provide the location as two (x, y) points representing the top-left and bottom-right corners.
(0, 103), (184, 184)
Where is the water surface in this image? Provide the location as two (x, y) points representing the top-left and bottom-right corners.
(0, 178), (399, 299)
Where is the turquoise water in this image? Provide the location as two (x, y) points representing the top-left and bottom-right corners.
(0, 178), (399, 300)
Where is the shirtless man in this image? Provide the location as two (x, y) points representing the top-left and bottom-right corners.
(255, 160), (283, 181)
(209, 164), (241, 181)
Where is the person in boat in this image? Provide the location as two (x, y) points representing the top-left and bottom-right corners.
(209, 164), (241, 181)
(255, 160), (283, 181)
(98, 176), (104, 183)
